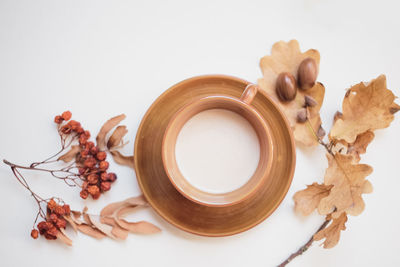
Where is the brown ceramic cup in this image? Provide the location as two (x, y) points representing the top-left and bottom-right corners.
(162, 84), (273, 207)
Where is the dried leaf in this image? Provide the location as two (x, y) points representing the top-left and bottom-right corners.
(347, 131), (375, 163)
(88, 215), (116, 239)
(110, 151), (134, 169)
(318, 154), (373, 218)
(56, 229), (73, 246)
(258, 40), (324, 146)
(293, 183), (332, 216)
(293, 114), (323, 147)
(57, 145), (81, 163)
(115, 219), (161, 234)
(100, 217), (129, 240)
(96, 114), (126, 150)
(107, 125), (128, 149)
(71, 211), (83, 224)
(63, 215), (78, 233)
(389, 102), (400, 114)
(76, 224), (106, 239)
(330, 75), (396, 143)
(314, 213), (348, 249)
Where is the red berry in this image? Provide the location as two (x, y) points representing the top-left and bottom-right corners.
(69, 120), (81, 131)
(88, 185), (100, 197)
(100, 172), (108, 181)
(49, 213), (58, 224)
(87, 173), (99, 184)
(61, 111), (72, 121)
(54, 205), (65, 216)
(63, 204), (70, 214)
(84, 157), (97, 168)
(99, 161), (109, 171)
(85, 141), (95, 149)
(76, 127), (84, 134)
(56, 218), (67, 229)
(90, 146), (99, 155)
(83, 130), (91, 139)
(107, 173), (117, 182)
(100, 182), (111, 192)
(47, 199), (57, 211)
(54, 115), (64, 124)
(31, 229), (39, 239)
(92, 192), (101, 200)
(61, 124), (72, 134)
(80, 190), (89, 199)
(96, 151), (107, 161)
(37, 221), (51, 234)
(79, 135), (88, 145)
(80, 148), (90, 158)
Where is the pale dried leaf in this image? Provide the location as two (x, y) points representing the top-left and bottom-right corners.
(115, 219), (161, 234)
(110, 151), (134, 169)
(100, 217), (129, 240)
(330, 75), (396, 143)
(318, 154), (373, 218)
(56, 229), (73, 246)
(293, 115), (323, 147)
(77, 224), (106, 239)
(347, 131), (375, 163)
(293, 183), (332, 216)
(70, 211), (83, 225)
(314, 213), (347, 248)
(390, 102), (400, 114)
(88, 215), (116, 239)
(63, 215), (78, 233)
(258, 40), (324, 146)
(107, 125), (128, 149)
(57, 145), (81, 163)
(96, 114), (126, 150)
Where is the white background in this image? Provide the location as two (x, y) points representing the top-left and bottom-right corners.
(0, 0), (399, 266)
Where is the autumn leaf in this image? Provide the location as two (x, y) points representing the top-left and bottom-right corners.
(110, 151), (134, 169)
(347, 131), (375, 163)
(258, 40), (325, 146)
(318, 154), (373, 218)
(293, 183), (332, 216)
(314, 213), (348, 249)
(107, 125), (128, 150)
(330, 75), (396, 143)
(96, 114), (126, 150)
(57, 145), (81, 162)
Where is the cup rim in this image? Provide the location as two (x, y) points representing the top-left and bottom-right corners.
(162, 94), (274, 207)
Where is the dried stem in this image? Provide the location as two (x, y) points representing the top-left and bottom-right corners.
(277, 219), (331, 267)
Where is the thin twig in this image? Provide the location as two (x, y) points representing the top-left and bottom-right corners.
(277, 219), (331, 267)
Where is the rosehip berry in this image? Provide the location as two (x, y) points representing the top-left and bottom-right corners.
(50, 213), (58, 224)
(47, 199), (57, 211)
(54, 115), (63, 124)
(85, 141), (95, 149)
(80, 190), (89, 199)
(90, 146), (99, 155)
(80, 148), (90, 158)
(99, 161), (109, 171)
(87, 173), (99, 184)
(100, 172), (108, 181)
(84, 157), (97, 168)
(107, 172), (117, 182)
(56, 218), (67, 229)
(92, 191), (101, 200)
(83, 130), (91, 139)
(37, 221), (51, 234)
(63, 204), (70, 214)
(61, 111), (72, 121)
(96, 151), (107, 161)
(100, 182), (111, 192)
(76, 127), (84, 134)
(79, 135), (88, 145)
(87, 185), (100, 197)
(69, 120), (81, 131)
(55, 205), (65, 216)
(31, 229), (39, 239)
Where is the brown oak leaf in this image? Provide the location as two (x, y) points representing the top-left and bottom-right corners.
(330, 75), (396, 143)
(347, 131), (375, 163)
(314, 213), (348, 249)
(258, 39), (325, 146)
(293, 183), (332, 216)
(318, 154), (373, 218)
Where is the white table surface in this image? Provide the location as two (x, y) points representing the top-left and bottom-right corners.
(1, 0), (399, 266)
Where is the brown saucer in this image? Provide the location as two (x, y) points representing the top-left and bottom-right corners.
(134, 75), (296, 236)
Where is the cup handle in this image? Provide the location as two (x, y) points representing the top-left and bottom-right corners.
(240, 84), (259, 105)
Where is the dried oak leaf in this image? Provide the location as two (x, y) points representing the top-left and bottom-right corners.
(330, 75), (396, 143)
(347, 131), (375, 163)
(314, 213), (348, 249)
(110, 151), (134, 169)
(107, 125), (128, 150)
(293, 182), (332, 216)
(58, 145), (81, 162)
(96, 114), (126, 150)
(318, 154), (373, 218)
(258, 40), (325, 146)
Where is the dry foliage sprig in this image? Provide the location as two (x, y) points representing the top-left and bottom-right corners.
(4, 112), (159, 245)
(258, 40), (399, 266)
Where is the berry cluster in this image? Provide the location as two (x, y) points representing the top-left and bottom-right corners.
(31, 199), (70, 240)
(54, 111), (117, 199)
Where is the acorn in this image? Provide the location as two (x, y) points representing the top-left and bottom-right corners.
(298, 58), (318, 90)
(297, 108), (308, 123)
(276, 72), (297, 102)
(304, 95), (317, 107)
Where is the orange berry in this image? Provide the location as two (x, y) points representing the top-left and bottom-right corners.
(56, 218), (67, 229)
(63, 204), (70, 214)
(80, 190), (89, 199)
(47, 199), (57, 211)
(100, 182), (111, 192)
(96, 151), (107, 161)
(54, 115), (63, 124)
(107, 173), (117, 182)
(84, 157), (97, 168)
(31, 229), (39, 239)
(99, 161), (109, 171)
(87, 173), (99, 184)
(61, 111), (72, 121)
